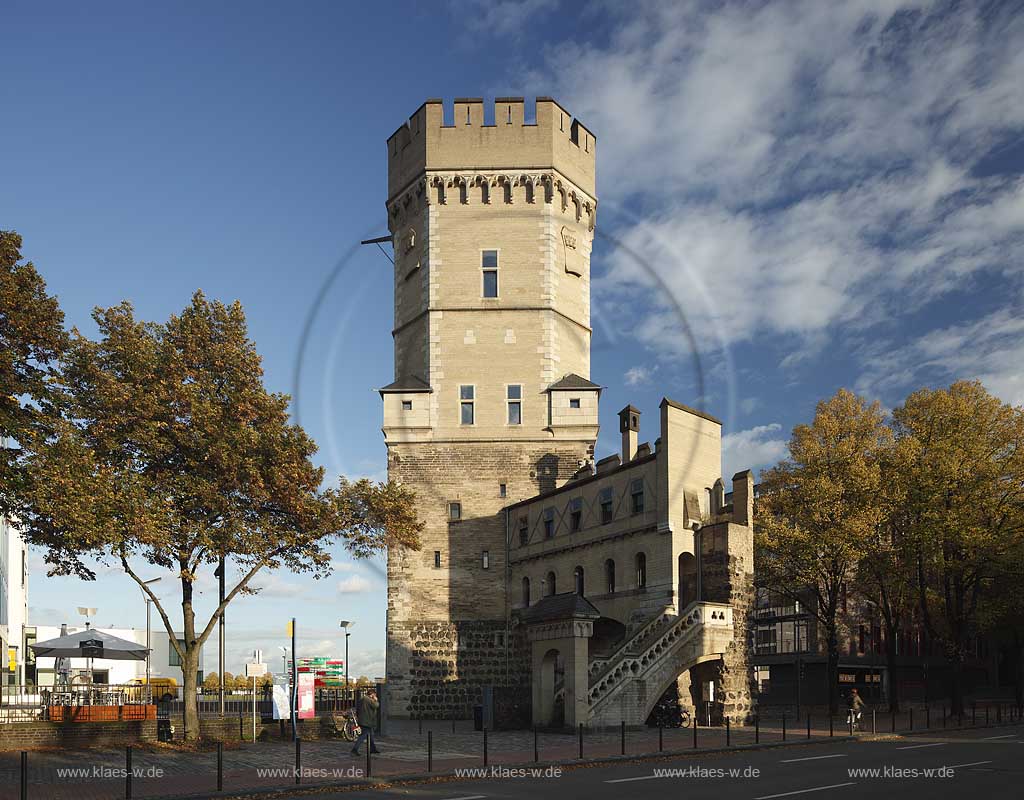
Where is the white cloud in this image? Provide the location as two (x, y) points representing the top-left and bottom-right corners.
(518, 1), (1024, 379)
(337, 574), (375, 594)
(624, 364), (657, 386)
(855, 307), (1024, 406)
(721, 423), (788, 479)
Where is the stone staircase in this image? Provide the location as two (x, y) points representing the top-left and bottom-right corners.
(586, 601), (735, 727)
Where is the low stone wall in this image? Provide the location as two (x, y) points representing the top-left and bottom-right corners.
(168, 715), (340, 742)
(0, 720), (157, 750)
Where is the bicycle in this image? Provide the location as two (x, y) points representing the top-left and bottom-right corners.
(845, 709), (862, 732)
(333, 710), (361, 742)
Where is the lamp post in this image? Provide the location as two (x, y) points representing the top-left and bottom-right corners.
(215, 557), (226, 717)
(76, 607), (98, 684)
(140, 578), (162, 702)
(339, 621), (354, 701)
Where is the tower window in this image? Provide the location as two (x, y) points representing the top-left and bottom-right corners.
(569, 398), (581, 409)
(434, 551), (442, 569)
(631, 479), (645, 514)
(605, 559), (616, 594)
(599, 487), (614, 524)
(482, 550), (490, 570)
(448, 502), (462, 521)
(635, 552), (647, 589)
(543, 507), (555, 538)
(545, 571), (556, 596)
(518, 516), (529, 547)
(507, 384), (522, 425)
(569, 498), (582, 532)
(402, 400), (413, 411)
(574, 566), (585, 596)
(460, 385), (475, 425)
(482, 250), (499, 297)
(499, 483), (507, 498)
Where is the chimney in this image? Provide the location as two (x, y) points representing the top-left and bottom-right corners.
(618, 405), (641, 462)
(732, 470), (754, 526)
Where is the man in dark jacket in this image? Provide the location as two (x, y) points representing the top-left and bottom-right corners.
(351, 689), (381, 756)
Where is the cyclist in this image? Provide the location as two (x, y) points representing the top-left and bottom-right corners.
(846, 688), (865, 730)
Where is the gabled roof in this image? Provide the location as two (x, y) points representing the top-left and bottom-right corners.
(378, 375), (433, 395)
(521, 592), (602, 623)
(547, 373), (603, 392)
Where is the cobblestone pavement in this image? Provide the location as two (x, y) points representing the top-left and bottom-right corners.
(0, 719), (866, 800)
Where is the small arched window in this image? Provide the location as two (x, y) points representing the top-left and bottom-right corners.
(522, 576), (530, 607)
(605, 559), (616, 594)
(635, 553), (647, 589)
(545, 571), (556, 597)
(573, 566), (585, 596)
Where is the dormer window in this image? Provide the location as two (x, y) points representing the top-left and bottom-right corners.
(569, 398), (581, 409)
(402, 400), (413, 411)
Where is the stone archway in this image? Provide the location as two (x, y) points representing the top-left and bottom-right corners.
(538, 648), (563, 727)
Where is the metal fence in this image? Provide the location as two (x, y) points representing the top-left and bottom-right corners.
(1, 684), (153, 724)
(159, 687), (367, 719)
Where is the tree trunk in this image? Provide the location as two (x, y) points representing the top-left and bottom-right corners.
(181, 649), (201, 741)
(949, 652), (964, 717)
(885, 623), (900, 713)
(827, 627), (840, 715)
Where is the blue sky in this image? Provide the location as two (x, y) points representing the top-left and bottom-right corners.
(3, 1), (1022, 677)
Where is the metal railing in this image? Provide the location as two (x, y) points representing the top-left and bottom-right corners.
(1, 683), (154, 724)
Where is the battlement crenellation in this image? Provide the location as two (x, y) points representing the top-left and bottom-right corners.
(387, 97), (596, 202)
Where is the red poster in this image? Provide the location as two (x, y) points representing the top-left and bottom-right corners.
(297, 673), (315, 719)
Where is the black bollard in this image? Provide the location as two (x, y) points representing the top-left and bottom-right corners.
(621, 720), (626, 755)
(927, 705), (930, 729)
(985, 704), (989, 726)
(418, 715), (422, 735)
(727, 717), (731, 747)
(366, 738), (371, 778)
(829, 714), (833, 737)
(910, 708), (914, 731)
(126, 745), (132, 799)
(693, 717), (698, 749)
(452, 716), (456, 733)
(295, 737), (301, 785)
(891, 710), (895, 733)
(534, 726), (539, 762)
(483, 727), (488, 766)
(658, 724), (663, 752)
(217, 741), (223, 792)
(428, 730), (433, 773)
(782, 712), (787, 741)
(20, 751), (27, 800)
(756, 714), (760, 743)
(807, 714), (811, 740)
(580, 723), (585, 759)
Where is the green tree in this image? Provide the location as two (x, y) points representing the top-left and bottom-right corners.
(757, 389), (892, 714)
(202, 672), (220, 690)
(24, 292), (422, 740)
(0, 231), (67, 518)
(893, 381), (1024, 714)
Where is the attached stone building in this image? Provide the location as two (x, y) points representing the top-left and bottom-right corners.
(381, 98), (754, 728)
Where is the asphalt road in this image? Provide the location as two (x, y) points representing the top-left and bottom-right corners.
(305, 723), (1024, 800)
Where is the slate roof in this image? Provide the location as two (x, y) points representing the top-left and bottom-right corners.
(520, 592), (602, 623)
(378, 375), (432, 394)
(547, 373), (603, 391)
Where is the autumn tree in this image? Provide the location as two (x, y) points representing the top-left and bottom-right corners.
(757, 389), (892, 713)
(23, 292), (422, 740)
(0, 231), (67, 518)
(853, 437), (918, 712)
(893, 381), (1024, 714)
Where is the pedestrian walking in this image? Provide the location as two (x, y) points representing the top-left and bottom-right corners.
(351, 689), (381, 756)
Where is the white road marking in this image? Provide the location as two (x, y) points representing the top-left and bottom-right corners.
(896, 742), (947, 750)
(946, 760), (993, 769)
(754, 782), (856, 799)
(604, 774), (660, 783)
(981, 734), (1015, 740)
(442, 796), (488, 800)
(779, 754), (848, 763)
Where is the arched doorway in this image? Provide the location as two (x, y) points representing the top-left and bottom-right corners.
(538, 648), (564, 727)
(678, 552), (698, 608)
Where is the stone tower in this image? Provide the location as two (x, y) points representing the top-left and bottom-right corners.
(382, 98), (599, 718)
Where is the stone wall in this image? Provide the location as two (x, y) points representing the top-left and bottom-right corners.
(700, 521), (756, 722)
(0, 720), (157, 750)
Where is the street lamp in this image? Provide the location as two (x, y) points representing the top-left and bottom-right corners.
(140, 578), (162, 702)
(279, 645), (290, 679)
(76, 607), (98, 683)
(339, 621), (355, 700)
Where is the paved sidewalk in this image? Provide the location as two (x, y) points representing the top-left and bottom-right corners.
(0, 720), (842, 799)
